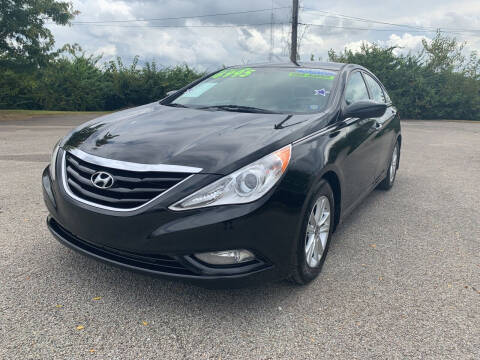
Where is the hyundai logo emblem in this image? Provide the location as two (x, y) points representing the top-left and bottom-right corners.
(91, 171), (114, 189)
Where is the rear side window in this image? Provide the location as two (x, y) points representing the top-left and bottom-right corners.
(345, 72), (369, 105)
(364, 73), (386, 103)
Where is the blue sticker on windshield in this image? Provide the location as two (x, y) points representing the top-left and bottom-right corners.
(289, 70), (335, 80)
(314, 89), (326, 96)
(181, 82), (217, 98)
(295, 69), (336, 76)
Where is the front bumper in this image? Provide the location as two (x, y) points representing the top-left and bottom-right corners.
(42, 164), (305, 288)
(47, 216), (276, 288)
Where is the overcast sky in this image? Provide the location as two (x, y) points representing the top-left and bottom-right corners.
(48, 0), (480, 71)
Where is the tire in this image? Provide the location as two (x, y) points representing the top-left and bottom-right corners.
(378, 141), (399, 190)
(290, 180), (334, 285)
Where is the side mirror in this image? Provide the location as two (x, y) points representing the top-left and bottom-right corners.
(166, 90), (178, 96)
(343, 100), (387, 119)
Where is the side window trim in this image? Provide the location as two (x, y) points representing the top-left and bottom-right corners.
(382, 85), (392, 105)
(343, 70), (370, 105)
(363, 72), (387, 103)
(360, 72), (373, 100)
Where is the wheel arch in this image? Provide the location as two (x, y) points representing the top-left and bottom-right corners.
(396, 134), (402, 169)
(321, 170), (341, 231)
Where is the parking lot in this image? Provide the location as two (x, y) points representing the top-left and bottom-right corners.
(0, 115), (478, 359)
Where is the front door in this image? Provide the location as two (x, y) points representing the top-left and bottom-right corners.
(339, 71), (382, 210)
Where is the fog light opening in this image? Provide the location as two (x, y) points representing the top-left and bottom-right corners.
(194, 249), (255, 265)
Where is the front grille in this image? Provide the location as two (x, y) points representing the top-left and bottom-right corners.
(64, 152), (191, 209)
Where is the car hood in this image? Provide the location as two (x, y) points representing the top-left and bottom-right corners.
(63, 102), (324, 174)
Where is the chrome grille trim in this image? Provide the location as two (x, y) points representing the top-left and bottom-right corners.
(68, 148), (202, 173)
(61, 149), (198, 212)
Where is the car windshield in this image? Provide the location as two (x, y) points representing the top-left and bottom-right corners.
(168, 67), (338, 114)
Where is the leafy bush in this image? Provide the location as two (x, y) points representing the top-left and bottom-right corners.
(1, 31), (479, 120)
(327, 31), (480, 120)
(0, 46), (204, 111)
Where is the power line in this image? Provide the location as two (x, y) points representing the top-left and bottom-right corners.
(302, 7), (480, 33)
(65, 20), (479, 36)
(68, 6), (292, 24)
(300, 22), (480, 35)
(52, 4), (479, 36)
(303, 8), (430, 31)
(69, 22), (289, 28)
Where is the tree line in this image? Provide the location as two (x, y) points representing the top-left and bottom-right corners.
(327, 31), (480, 120)
(1, 1), (479, 119)
(0, 0), (203, 111)
(0, 45), (204, 111)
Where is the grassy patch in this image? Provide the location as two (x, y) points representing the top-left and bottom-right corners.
(0, 109), (111, 121)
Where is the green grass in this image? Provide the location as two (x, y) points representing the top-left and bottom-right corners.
(0, 109), (111, 121)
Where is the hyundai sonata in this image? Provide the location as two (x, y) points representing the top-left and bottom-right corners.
(42, 62), (401, 287)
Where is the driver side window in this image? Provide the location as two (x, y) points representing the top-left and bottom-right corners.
(345, 72), (369, 105)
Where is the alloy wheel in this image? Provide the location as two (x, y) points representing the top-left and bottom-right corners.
(390, 145), (398, 183)
(304, 195), (331, 268)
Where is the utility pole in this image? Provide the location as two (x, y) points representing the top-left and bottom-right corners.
(290, 0), (299, 63)
(269, 0), (274, 61)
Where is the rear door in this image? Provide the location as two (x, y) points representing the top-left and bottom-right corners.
(363, 73), (398, 183)
(339, 71), (381, 210)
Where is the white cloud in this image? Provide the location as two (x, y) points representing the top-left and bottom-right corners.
(97, 0), (132, 17)
(94, 44), (117, 57)
(344, 40), (374, 53)
(385, 33), (429, 55)
(237, 28), (270, 56)
(46, 0), (480, 69)
(299, 33), (325, 58)
(337, 34), (430, 57)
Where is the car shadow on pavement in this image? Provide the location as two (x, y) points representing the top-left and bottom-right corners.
(51, 241), (303, 313)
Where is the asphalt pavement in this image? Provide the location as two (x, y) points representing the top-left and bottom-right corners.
(0, 115), (478, 359)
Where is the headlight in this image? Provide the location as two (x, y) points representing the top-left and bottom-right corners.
(169, 145), (291, 211)
(49, 141), (60, 181)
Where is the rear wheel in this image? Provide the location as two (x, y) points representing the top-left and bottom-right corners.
(291, 181), (334, 285)
(378, 142), (399, 190)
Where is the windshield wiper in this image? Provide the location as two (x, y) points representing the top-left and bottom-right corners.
(198, 104), (280, 114)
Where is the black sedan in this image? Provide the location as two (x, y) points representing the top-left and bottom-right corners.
(42, 62), (401, 288)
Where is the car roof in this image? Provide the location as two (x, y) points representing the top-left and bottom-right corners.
(230, 61), (384, 89)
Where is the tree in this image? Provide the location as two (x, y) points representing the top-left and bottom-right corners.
(326, 38), (480, 120)
(463, 51), (480, 80)
(420, 30), (465, 73)
(0, 0), (78, 69)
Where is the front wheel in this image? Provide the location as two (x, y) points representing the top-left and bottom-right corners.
(290, 181), (334, 285)
(378, 141), (399, 190)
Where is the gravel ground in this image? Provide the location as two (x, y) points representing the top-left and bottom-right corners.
(0, 115), (478, 359)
